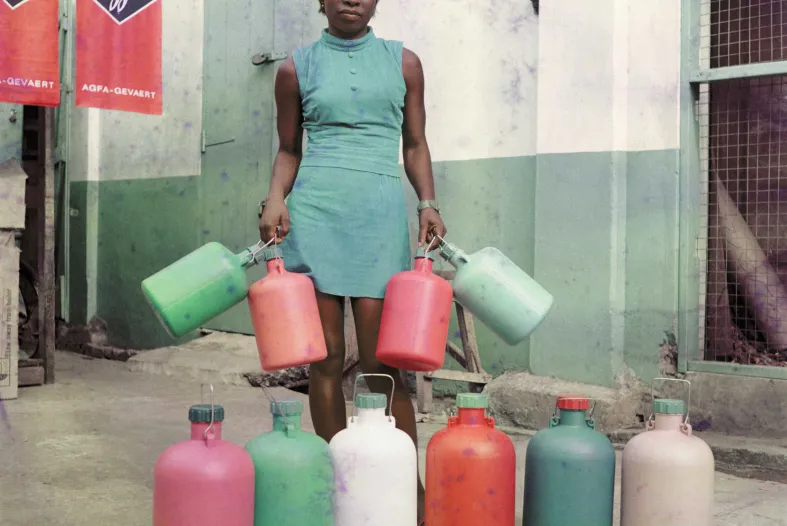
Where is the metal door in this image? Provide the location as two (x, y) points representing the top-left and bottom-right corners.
(199, 0), (279, 333)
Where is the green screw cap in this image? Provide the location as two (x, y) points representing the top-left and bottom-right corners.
(456, 393), (489, 409)
(653, 398), (685, 415)
(263, 246), (283, 262)
(189, 404), (225, 423)
(270, 400), (303, 416)
(356, 393), (387, 410)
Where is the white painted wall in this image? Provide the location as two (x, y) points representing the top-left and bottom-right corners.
(374, 0), (539, 162)
(536, 0), (681, 154)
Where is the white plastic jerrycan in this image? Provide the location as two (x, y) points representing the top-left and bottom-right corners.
(329, 374), (418, 526)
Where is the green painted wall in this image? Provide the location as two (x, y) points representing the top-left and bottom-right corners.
(70, 176), (201, 349)
(531, 148), (680, 387)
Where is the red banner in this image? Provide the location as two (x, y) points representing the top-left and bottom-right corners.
(76, 0), (162, 115)
(0, 0), (60, 107)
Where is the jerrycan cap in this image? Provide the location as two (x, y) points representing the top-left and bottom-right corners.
(653, 398), (685, 415)
(456, 393), (489, 409)
(415, 246), (436, 261)
(270, 399), (303, 416)
(356, 392), (387, 409)
(189, 404), (225, 423)
(262, 246), (283, 262)
(556, 395), (590, 411)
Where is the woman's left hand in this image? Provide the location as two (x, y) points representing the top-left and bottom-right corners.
(418, 209), (447, 249)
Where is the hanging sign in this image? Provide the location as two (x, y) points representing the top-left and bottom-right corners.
(0, 0), (61, 107)
(76, 0), (162, 115)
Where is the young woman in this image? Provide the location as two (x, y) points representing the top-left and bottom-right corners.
(258, 0), (446, 520)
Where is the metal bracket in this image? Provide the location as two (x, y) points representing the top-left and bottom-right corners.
(201, 130), (236, 153)
(252, 52), (288, 66)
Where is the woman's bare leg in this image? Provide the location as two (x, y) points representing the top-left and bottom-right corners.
(351, 296), (425, 520)
(308, 291), (348, 443)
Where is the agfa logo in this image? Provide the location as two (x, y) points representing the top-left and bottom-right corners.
(3, 0), (32, 10)
(92, 0), (157, 24)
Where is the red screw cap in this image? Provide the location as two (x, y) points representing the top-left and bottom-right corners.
(556, 395), (590, 411)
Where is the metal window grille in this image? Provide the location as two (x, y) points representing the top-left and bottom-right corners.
(697, 0), (787, 366)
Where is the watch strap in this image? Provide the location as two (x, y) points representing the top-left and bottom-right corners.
(417, 200), (440, 214)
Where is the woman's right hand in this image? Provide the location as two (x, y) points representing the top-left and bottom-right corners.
(259, 197), (290, 244)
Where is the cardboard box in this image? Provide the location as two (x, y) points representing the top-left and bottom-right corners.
(0, 232), (19, 400)
(0, 158), (28, 230)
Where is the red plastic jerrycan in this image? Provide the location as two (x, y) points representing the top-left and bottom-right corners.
(376, 247), (453, 371)
(153, 402), (255, 526)
(425, 393), (516, 526)
(248, 246), (328, 371)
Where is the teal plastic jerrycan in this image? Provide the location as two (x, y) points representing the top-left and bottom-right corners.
(142, 240), (268, 338)
(245, 399), (334, 526)
(523, 395), (615, 526)
(438, 240), (553, 345)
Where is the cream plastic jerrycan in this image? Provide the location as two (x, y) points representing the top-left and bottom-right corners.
(621, 378), (714, 526)
(438, 240), (553, 346)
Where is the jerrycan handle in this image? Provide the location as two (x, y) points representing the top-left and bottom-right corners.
(647, 377), (692, 435)
(434, 234), (470, 266)
(350, 373), (395, 424)
(549, 397), (597, 430)
(257, 382), (298, 436)
(240, 233), (279, 267)
(199, 383), (218, 443)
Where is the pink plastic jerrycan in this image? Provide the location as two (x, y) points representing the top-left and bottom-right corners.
(376, 246), (453, 371)
(153, 398), (255, 526)
(248, 246), (328, 372)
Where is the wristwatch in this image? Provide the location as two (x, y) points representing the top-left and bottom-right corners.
(258, 199), (266, 219)
(417, 200), (441, 215)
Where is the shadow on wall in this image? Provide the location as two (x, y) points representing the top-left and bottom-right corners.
(531, 0), (539, 15)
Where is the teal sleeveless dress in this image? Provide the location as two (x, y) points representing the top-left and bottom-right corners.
(282, 28), (411, 299)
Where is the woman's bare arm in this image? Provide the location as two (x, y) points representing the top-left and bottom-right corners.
(260, 58), (303, 242)
(268, 58), (304, 202)
(401, 48), (447, 245)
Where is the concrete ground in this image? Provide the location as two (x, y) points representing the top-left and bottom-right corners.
(1, 352), (786, 525)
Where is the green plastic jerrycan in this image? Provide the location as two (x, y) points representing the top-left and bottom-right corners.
(142, 241), (267, 338)
(245, 399), (334, 526)
(439, 240), (554, 346)
(523, 396), (615, 526)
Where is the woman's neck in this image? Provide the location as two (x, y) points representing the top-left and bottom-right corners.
(327, 25), (369, 41)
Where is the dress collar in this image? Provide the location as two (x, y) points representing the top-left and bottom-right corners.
(320, 27), (376, 52)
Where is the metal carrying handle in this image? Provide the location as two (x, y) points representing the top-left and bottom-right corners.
(199, 383), (216, 441)
(350, 373), (395, 423)
(423, 235), (439, 254)
(258, 383), (296, 431)
(648, 377), (691, 427)
(433, 233), (470, 264)
(243, 229), (281, 266)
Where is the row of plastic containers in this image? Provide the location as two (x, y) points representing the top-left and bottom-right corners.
(152, 378), (714, 526)
(142, 239), (555, 375)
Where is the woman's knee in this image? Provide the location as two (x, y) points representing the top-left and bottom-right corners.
(312, 291), (346, 378)
(311, 349), (345, 377)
